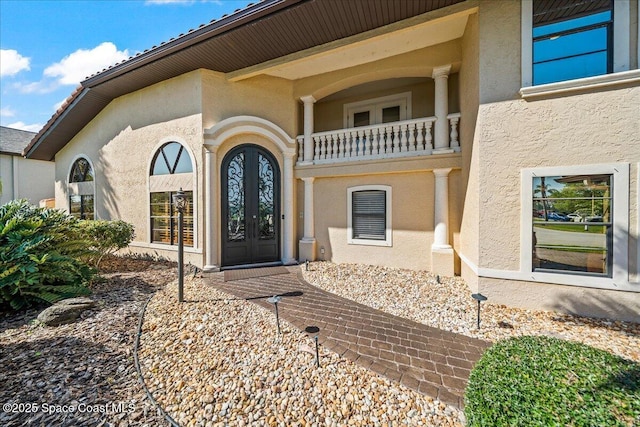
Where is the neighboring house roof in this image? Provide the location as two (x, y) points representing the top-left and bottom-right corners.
(0, 126), (36, 156)
(24, 0), (466, 161)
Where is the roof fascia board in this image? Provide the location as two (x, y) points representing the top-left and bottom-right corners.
(82, 0), (303, 88)
(227, 0), (479, 82)
(24, 87), (90, 160)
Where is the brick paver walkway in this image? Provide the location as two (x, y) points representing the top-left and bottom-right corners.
(204, 267), (490, 408)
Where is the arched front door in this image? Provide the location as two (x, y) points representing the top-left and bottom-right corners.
(221, 145), (281, 266)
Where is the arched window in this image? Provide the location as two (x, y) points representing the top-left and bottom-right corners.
(68, 157), (95, 220)
(149, 142), (194, 247)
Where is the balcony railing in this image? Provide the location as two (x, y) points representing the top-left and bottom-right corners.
(297, 114), (460, 165)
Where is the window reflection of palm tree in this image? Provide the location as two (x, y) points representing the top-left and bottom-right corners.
(534, 177), (549, 221)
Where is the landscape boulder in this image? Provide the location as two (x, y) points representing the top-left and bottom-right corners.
(37, 297), (96, 326)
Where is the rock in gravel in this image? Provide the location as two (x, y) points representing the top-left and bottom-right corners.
(37, 297), (96, 326)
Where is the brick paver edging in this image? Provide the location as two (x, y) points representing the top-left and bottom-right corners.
(203, 267), (491, 408)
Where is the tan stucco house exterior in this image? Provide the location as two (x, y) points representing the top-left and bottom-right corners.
(25, 0), (640, 322)
(0, 126), (54, 206)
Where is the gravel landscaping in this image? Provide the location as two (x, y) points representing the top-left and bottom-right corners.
(2, 257), (638, 427)
(301, 262), (640, 363)
(0, 257), (175, 427)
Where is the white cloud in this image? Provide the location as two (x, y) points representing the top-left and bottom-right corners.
(44, 42), (129, 86)
(0, 49), (30, 77)
(6, 121), (43, 132)
(0, 107), (15, 117)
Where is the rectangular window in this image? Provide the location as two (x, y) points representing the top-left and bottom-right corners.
(532, 174), (612, 276)
(344, 92), (411, 128)
(347, 185), (392, 246)
(69, 195), (94, 220)
(532, 1), (612, 85)
(150, 191), (194, 246)
(352, 190), (386, 240)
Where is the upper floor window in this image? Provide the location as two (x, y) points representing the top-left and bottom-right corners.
(69, 157), (94, 182)
(532, 0), (613, 85)
(344, 93), (410, 128)
(151, 141), (193, 175)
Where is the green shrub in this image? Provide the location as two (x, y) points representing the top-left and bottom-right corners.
(464, 335), (640, 427)
(0, 200), (95, 310)
(79, 219), (135, 269)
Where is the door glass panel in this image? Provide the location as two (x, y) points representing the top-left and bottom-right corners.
(258, 153), (275, 240)
(353, 111), (370, 127)
(382, 106), (401, 123)
(226, 152), (245, 242)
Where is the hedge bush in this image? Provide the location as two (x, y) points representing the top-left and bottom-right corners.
(79, 219), (135, 269)
(0, 200), (95, 310)
(464, 335), (640, 427)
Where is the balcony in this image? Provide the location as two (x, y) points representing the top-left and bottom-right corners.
(296, 113), (460, 165)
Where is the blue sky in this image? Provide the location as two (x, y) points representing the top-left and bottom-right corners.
(0, 0), (253, 132)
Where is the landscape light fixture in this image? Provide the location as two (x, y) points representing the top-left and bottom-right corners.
(173, 188), (188, 303)
(471, 293), (488, 329)
(304, 326), (321, 367)
(305, 260), (309, 271)
(267, 295), (283, 335)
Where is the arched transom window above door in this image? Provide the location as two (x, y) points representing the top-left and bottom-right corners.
(149, 141), (195, 247)
(68, 157), (95, 220)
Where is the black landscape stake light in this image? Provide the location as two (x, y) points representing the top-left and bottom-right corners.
(305, 326), (321, 367)
(267, 295), (283, 335)
(172, 188), (188, 303)
(471, 293), (488, 329)
(305, 260), (310, 271)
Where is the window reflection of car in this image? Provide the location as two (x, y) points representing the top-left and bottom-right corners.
(586, 215), (603, 222)
(566, 213), (583, 222)
(547, 212), (568, 221)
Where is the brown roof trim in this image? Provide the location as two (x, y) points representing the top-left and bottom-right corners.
(83, 0), (302, 88)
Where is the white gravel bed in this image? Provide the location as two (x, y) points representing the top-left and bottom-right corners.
(301, 262), (640, 363)
(138, 277), (465, 427)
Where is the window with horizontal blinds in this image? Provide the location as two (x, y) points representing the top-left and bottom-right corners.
(352, 190), (386, 240)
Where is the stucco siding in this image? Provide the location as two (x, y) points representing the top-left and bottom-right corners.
(310, 172), (443, 271)
(201, 71), (297, 139)
(0, 154), (54, 206)
(55, 71), (205, 266)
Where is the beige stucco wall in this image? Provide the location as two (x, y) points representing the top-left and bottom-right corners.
(312, 76), (460, 133)
(305, 170), (463, 271)
(0, 154), (55, 206)
(55, 71), (205, 267)
(460, 0), (640, 321)
(201, 71), (297, 138)
(458, 11), (480, 289)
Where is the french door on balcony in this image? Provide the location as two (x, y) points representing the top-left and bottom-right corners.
(221, 145), (280, 267)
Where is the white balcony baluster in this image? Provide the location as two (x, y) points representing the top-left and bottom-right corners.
(448, 112), (461, 151)
(295, 116), (448, 165)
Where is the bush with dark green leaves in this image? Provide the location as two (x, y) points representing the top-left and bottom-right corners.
(79, 219), (135, 269)
(0, 200), (95, 310)
(464, 335), (640, 427)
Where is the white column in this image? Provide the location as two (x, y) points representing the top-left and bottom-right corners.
(431, 167), (454, 277)
(299, 177), (317, 262)
(302, 177), (315, 239)
(432, 168), (452, 249)
(282, 152), (296, 264)
(301, 95), (316, 164)
(203, 147), (219, 272)
(432, 65), (452, 152)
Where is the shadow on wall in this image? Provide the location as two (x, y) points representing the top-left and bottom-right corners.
(551, 291), (640, 324)
(96, 141), (121, 220)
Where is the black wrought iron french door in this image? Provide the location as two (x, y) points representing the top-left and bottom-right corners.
(221, 145), (280, 266)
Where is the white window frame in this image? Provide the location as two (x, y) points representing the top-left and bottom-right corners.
(521, 163), (630, 291)
(343, 92), (411, 128)
(347, 185), (392, 247)
(521, 0), (630, 88)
